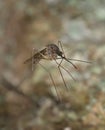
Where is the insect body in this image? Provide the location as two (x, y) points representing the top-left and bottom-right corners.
(24, 41), (91, 100)
(24, 44), (63, 64)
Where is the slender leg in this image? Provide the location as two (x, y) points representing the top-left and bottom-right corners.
(55, 60), (74, 90)
(56, 57), (92, 64)
(56, 60), (76, 82)
(58, 41), (92, 64)
(58, 41), (65, 57)
(32, 48), (36, 71)
(58, 41), (78, 69)
(38, 62), (61, 101)
(56, 59), (68, 89)
(57, 41), (76, 81)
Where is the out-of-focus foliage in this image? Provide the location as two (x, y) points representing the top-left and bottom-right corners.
(0, 0), (105, 130)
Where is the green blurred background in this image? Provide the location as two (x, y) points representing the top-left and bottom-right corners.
(0, 0), (105, 130)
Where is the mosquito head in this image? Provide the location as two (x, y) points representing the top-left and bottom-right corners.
(56, 50), (63, 57)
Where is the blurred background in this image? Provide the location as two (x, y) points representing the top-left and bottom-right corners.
(0, 0), (105, 130)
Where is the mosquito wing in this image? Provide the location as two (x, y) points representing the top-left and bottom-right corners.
(24, 48), (47, 64)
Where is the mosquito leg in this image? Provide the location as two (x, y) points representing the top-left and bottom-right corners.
(63, 57), (78, 69)
(59, 43), (77, 69)
(58, 40), (61, 50)
(38, 62), (61, 101)
(58, 41), (78, 69)
(32, 48), (36, 71)
(54, 59), (70, 91)
(57, 41), (76, 87)
(56, 58), (92, 64)
(58, 41), (64, 55)
(57, 62), (76, 81)
(55, 60), (75, 90)
(67, 58), (92, 63)
(58, 41), (77, 81)
(58, 41), (92, 64)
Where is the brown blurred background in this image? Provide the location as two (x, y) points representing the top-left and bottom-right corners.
(0, 0), (105, 130)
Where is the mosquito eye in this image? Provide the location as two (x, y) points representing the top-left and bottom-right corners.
(57, 51), (63, 56)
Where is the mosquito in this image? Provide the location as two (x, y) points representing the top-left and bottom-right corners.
(24, 41), (91, 100)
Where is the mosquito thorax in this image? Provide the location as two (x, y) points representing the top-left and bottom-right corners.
(44, 44), (61, 60)
(46, 44), (59, 51)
